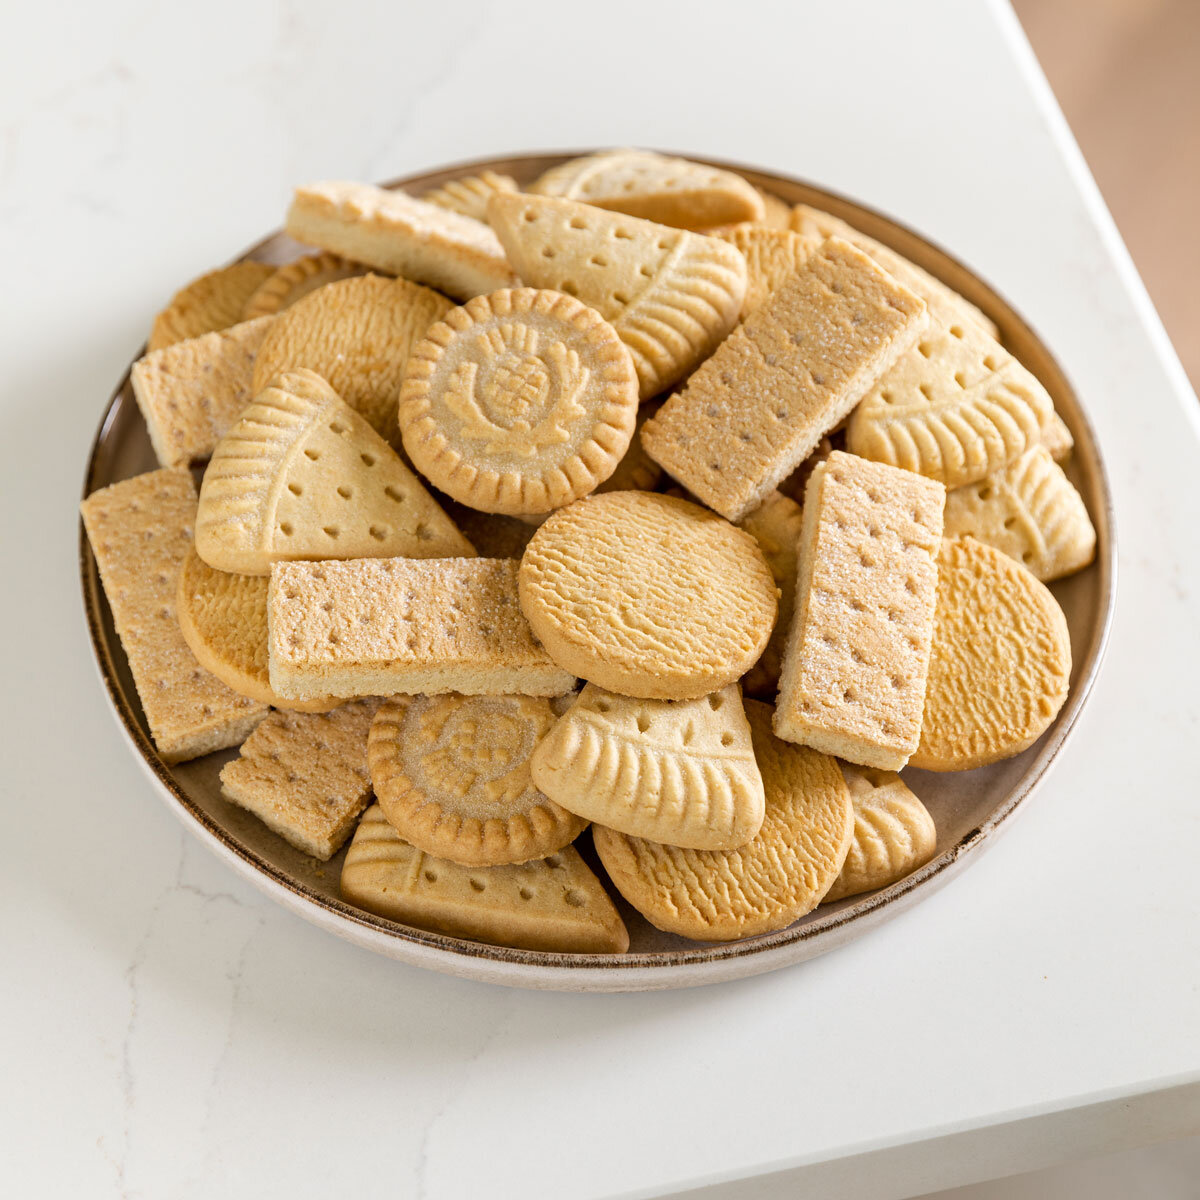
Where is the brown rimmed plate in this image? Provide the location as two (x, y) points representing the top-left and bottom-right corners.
(79, 152), (1115, 991)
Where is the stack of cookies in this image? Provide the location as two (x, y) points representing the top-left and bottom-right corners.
(82, 149), (1094, 955)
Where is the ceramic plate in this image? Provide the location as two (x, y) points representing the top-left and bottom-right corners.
(79, 152), (1115, 991)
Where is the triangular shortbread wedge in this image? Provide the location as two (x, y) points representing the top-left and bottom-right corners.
(487, 192), (746, 400)
(529, 149), (765, 230)
(341, 806), (629, 954)
(422, 170), (518, 221)
(846, 309), (1054, 489)
(714, 226), (821, 317)
(286, 180), (517, 300)
(195, 368), (473, 575)
(241, 252), (368, 320)
(530, 683), (765, 850)
(823, 765), (937, 902)
(943, 444), (1095, 581)
(149, 261), (276, 351)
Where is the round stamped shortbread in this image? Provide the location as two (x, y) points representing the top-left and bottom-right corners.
(518, 492), (777, 700)
(148, 261), (276, 351)
(367, 694), (587, 867)
(910, 536), (1072, 771)
(593, 700), (853, 941)
(398, 289), (639, 515)
(241, 252), (367, 321)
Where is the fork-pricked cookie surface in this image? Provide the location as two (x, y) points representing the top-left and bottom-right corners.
(368, 694), (587, 867)
(241, 252), (368, 321)
(398, 289), (639, 515)
(487, 192), (746, 400)
(530, 683), (765, 849)
(149, 261), (276, 351)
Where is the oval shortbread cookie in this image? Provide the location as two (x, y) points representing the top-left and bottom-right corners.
(241, 252), (368, 320)
(487, 192), (746, 400)
(593, 700), (853, 941)
(823, 764), (937, 902)
(519, 492), (777, 701)
(398, 289), (639, 515)
(910, 536), (1072, 772)
(367, 694), (587, 867)
(530, 683), (766, 849)
(422, 170), (518, 222)
(196, 368), (472, 575)
(148, 261), (276, 351)
(252, 274), (453, 436)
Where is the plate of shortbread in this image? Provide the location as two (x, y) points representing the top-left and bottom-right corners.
(80, 150), (1114, 991)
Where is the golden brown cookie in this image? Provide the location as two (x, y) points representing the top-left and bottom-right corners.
(148, 261), (276, 351)
(398, 289), (639, 515)
(368, 694), (586, 867)
(422, 170), (518, 221)
(911, 536), (1072, 771)
(518, 492), (777, 700)
(593, 700), (853, 941)
(714, 225), (821, 317)
(241, 252), (368, 320)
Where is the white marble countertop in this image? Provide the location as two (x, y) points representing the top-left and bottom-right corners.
(2, 1), (1199, 1196)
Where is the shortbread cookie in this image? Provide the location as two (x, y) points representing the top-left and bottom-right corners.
(641, 238), (928, 521)
(177, 546), (336, 711)
(597, 404), (663, 494)
(593, 700), (853, 941)
(130, 317), (274, 467)
(148, 261), (276, 351)
(774, 452), (945, 771)
(519, 492), (776, 700)
(911, 536), (1071, 771)
(1040, 410), (1074, 462)
(531, 683), (765, 849)
(715, 226), (821, 317)
(488, 192), (746, 400)
(823, 765), (937, 902)
(241, 252), (367, 320)
(398, 289), (639, 514)
(778, 436), (835, 505)
(846, 309), (1054, 489)
(196, 369), (472, 574)
(943, 445), (1095, 581)
(530, 149), (765, 229)
(422, 170), (518, 221)
(287, 180), (517, 300)
(737, 490), (805, 697)
(368, 695), (586, 866)
(790, 203), (997, 339)
(251, 274), (452, 437)
(341, 806), (629, 953)
(220, 700), (379, 859)
(80, 469), (266, 762)
(269, 556), (575, 702)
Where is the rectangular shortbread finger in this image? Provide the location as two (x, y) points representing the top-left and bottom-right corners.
(640, 238), (927, 522)
(130, 316), (274, 467)
(81, 468), (267, 762)
(268, 557), (576, 701)
(774, 451), (945, 770)
(220, 700), (380, 859)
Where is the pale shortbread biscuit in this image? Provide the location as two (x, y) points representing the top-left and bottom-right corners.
(148, 261), (276, 351)
(641, 238), (928, 522)
(714, 226), (821, 317)
(287, 180), (517, 300)
(341, 806), (629, 953)
(80, 469), (266, 762)
(196, 369), (472, 575)
(593, 700), (853, 941)
(529, 149), (765, 229)
(790, 203), (997, 339)
(368, 695), (586, 867)
(737, 490), (805, 697)
(251, 274), (452, 437)
(774, 452), (945, 771)
(422, 170), (518, 221)
(219, 700), (380, 859)
(518, 492), (777, 700)
(177, 546), (337, 712)
(778, 436), (835, 505)
(1040, 410), (1074, 462)
(530, 683), (765, 849)
(130, 317), (274, 468)
(269, 556), (576, 702)
(398, 289), (639, 514)
(488, 192), (746, 400)
(846, 308), (1054, 489)
(241, 252), (368, 320)
(911, 536), (1071, 771)
(823, 764), (937, 902)
(943, 445), (1095, 581)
